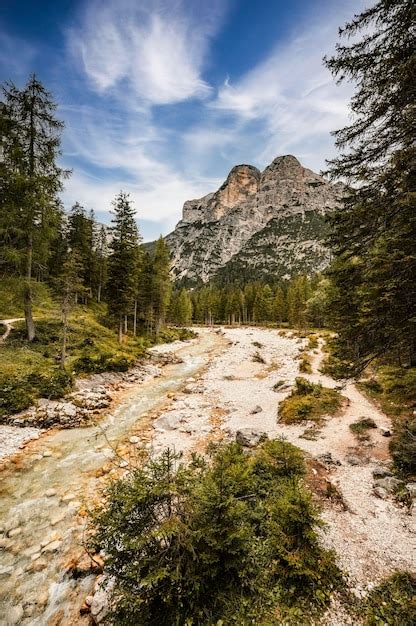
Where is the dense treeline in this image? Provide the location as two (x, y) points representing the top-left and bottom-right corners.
(0, 75), (171, 353)
(168, 275), (332, 329)
(323, 0), (415, 375)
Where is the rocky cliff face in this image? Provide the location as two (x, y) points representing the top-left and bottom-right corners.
(165, 155), (345, 285)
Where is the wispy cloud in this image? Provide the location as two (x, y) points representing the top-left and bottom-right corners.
(67, 0), (224, 105)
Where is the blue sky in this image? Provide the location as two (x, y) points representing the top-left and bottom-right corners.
(0, 0), (365, 241)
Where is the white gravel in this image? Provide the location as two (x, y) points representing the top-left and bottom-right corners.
(0, 425), (40, 460)
(149, 326), (416, 594)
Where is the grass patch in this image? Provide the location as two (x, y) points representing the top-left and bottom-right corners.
(299, 353), (312, 373)
(358, 365), (416, 479)
(361, 571), (416, 625)
(279, 377), (343, 424)
(349, 417), (377, 441)
(307, 335), (319, 350)
(0, 304), (193, 418)
(0, 276), (57, 319)
(252, 350), (266, 364)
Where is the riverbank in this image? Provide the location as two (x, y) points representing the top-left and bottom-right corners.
(0, 327), (414, 625)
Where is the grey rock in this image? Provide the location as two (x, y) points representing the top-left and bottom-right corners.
(235, 429), (268, 447)
(250, 405), (263, 415)
(345, 454), (363, 466)
(380, 427), (391, 437)
(372, 466), (393, 479)
(316, 452), (341, 467)
(406, 482), (416, 499)
(373, 486), (389, 500)
(7, 605), (24, 625)
(374, 477), (403, 493)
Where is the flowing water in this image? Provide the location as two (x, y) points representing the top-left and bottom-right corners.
(0, 331), (221, 625)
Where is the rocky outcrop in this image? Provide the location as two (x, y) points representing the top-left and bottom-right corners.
(165, 155), (346, 284)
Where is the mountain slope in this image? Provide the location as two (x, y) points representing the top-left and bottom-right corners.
(165, 155), (345, 285)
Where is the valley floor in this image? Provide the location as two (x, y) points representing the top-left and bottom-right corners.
(0, 327), (415, 624)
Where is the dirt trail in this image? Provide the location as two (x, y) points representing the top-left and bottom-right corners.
(147, 327), (415, 592)
(0, 318), (24, 343)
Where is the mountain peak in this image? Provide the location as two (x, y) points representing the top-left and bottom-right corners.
(167, 154), (343, 284)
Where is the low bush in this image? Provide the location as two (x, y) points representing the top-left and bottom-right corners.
(299, 354), (312, 373)
(89, 440), (342, 625)
(308, 335), (319, 349)
(252, 350), (266, 364)
(390, 418), (416, 478)
(361, 571), (416, 625)
(0, 369), (73, 417)
(279, 378), (343, 424)
(349, 417), (377, 441)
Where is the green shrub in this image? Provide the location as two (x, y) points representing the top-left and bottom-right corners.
(89, 441), (342, 625)
(390, 418), (416, 478)
(279, 378), (343, 424)
(349, 417), (377, 441)
(308, 335), (319, 349)
(0, 376), (35, 416)
(299, 354), (312, 373)
(362, 571), (416, 625)
(0, 369), (73, 417)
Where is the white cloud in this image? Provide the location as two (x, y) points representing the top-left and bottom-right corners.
(67, 0), (224, 105)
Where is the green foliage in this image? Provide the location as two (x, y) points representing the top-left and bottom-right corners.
(299, 353), (312, 373)
(349, 417), (377, 441)
(89, 440), (342, 625)
(361, 571), (416, 626)
(279, 378), (343, 424)
(390, 419), (416, 479)
(0, 369), (72, 417)
(324, 1), (416, 373)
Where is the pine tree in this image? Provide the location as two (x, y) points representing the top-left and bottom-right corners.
(58, 250), (85, 369)
(0, 75), (68, 340)
(107, 192), (141, 343)
(273, 287), (286, 326)
(96, 225), (108, 303)
(149, 237), (171, 336)
(324, 0), (416, 370)
(170, 288), (193, 325)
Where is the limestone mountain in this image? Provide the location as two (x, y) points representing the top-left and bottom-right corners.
(164, 155), (345, 285)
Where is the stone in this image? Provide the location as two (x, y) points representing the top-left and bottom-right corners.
(129, 436), (140, 444)
(235, 429), (268, 447)
(25, 558), (47, 573)
(405, 483), (416, 499)
(250, 405), (263, 415)
(0, 565), (13, 579)
(8, 527), (22, 538)
(61, 492), (76, 502)
(7, 605), (24, 625)
(90, 578), (114, 624)
(372, 466), (393, 479)
(380, 427), (391, 437)
(41, 539), (62, 553)
(316, 452), (341, 467)
(345, 455), (362, 466)
(373, 486), (389, 499)
(165, 155), (345, 284)
(45, 488), (57, 497)
(374, 477), (403, 493)
(42, 450), (53, 457)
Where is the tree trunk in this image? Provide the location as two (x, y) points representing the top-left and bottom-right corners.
(133, 300), (137, 336)
(24, 233), (35, 341)
(60, 311), (67, 370)
(124, 315), (128, 334)
(118, 316), (123, 344)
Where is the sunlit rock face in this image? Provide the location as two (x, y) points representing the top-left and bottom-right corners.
(165, 155), (346, 285)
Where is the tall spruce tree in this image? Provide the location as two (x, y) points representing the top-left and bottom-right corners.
(149, 237), (171, 336)
(324, 0), (416, 371)
(107, 192), (141, 343)
(0, 75), (68, 340)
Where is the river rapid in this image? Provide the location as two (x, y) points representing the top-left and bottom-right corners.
(0, 331), (223, 625)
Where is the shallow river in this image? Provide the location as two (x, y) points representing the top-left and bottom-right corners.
(0, 331), (221, 625)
